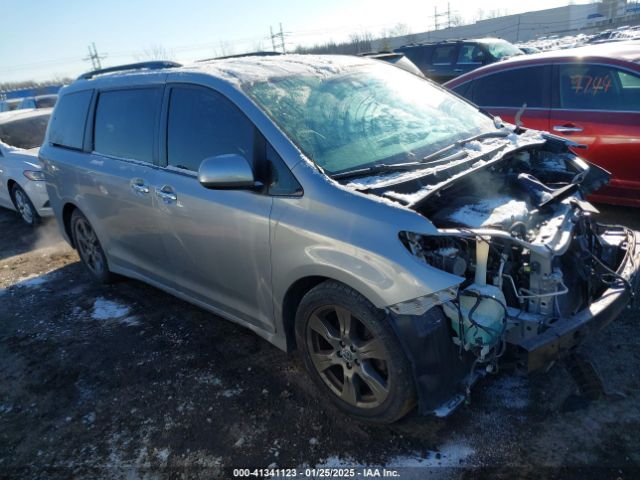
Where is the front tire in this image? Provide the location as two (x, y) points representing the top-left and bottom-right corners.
(295, 281), (416, 424)
(11, 184), (39, 226)
(70, 209), (113, 283)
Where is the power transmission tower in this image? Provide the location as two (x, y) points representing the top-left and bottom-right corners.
(83, 42), (106, 70)
(269, 24), (287, 53)
(270, 26), (277, 52)
(434, 4), (451, 30)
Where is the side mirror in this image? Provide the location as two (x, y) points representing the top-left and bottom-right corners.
(198, 154), (256, 189)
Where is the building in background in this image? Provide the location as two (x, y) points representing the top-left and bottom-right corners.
(373, 0), (638, 50)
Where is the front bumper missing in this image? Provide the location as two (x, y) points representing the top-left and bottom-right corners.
(518, 230), (640, 372)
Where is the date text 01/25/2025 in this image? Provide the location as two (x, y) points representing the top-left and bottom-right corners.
(232, 467), (401, 477)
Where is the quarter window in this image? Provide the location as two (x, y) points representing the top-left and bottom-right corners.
(558, 64), (640, 111)
(49, 90), (93, 150)
(432, 45), (456, 65)
(457, 44), (485, 65)
(167, 86), (254, 172)
(472, 66), (548, 108)
(94, 88), (160, 163)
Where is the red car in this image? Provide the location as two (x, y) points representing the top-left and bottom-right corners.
(445, 41), (640, 207)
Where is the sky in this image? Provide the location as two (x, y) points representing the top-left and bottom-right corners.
(0, 0), (585, 83)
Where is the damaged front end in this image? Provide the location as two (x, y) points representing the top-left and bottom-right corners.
(353, 130), (640, 416)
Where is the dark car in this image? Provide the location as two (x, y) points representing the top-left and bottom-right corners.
(445, 41), (640, 207)
(394, 38), (522, 83)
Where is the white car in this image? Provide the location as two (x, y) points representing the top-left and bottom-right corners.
(0, 108), (53, 225)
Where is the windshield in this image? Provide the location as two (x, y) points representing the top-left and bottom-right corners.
(243, 63), (495, 174)
(0, 113), (50, 149)
(483, 40), (523, 59)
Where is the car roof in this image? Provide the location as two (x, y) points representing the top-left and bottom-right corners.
(0, 107), (53, 125)
(69, 54), (376, 90)
(445, 40), (640, 86)
(398, 37), (507, 48)
(516, 40), (640, 62)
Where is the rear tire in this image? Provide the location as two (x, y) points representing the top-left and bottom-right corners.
(295, 280), (416, 424)
(11, 184), (39, 226)
(70, 209), (113, 284)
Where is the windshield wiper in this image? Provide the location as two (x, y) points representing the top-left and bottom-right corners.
(331, 162), (427, 180)
(421, 129), (511, 164)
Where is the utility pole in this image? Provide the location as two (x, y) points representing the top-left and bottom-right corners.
(270, 26), (277, 52)
(269, 24), (286, 53)
(434, 5), (450, 31)
(279, 23), (286, 54)
(83, 42), (105, 70)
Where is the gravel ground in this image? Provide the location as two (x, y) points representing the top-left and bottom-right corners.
(0, 205), (639, 479)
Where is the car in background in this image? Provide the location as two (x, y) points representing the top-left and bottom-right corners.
(361, 52), (424, 76)
(0, 98), (22, 113)
(0, 109), (53, 225)
(445, 41), (640, 207)
(394, 38), (523, 83)
(519, 46), (541, 55)
(17, 94), (58, 110)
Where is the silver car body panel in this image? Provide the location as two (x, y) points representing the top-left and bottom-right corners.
(41, 62), (466, 350)
(0, 147), (51, 217)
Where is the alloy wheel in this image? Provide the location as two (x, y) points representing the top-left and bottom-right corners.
(14, 188), (34, 224)
(306, 305), (391, 409)
(74, 217), (105, 276)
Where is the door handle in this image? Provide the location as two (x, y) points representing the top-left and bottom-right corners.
(155, 185), (177, 204)
(130, 179), (149, 194)
(553, 124), (583, 133)
(454, 68), (463, 72)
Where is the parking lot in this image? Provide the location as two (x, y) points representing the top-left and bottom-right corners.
(0, 205), (638, 478)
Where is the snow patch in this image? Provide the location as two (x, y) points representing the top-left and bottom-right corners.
(91, 298), (130, 321)
(219, 387), (242, 398)
(447, 197), (530, 228)
(195, 374), (222, 386)
(315, 441), (473, 470)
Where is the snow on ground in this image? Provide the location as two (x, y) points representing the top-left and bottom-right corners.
(91, 297), (131, 321)
(310, 441), (474, 479)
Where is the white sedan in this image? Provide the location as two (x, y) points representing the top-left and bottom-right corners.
(0, 108), (53, 225)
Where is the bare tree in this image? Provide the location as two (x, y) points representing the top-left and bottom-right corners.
(135, 44), (175, 61)
(389, 23), (411, 37)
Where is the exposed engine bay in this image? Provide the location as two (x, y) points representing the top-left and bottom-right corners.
(350, 129), (638, 381)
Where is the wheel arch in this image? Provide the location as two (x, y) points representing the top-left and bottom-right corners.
(281, 275), (386, 352)
(61, 202), (79, 247)
(281, 276), (329, 351)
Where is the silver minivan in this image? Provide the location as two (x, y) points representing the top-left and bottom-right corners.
(40, 57), (639, 423)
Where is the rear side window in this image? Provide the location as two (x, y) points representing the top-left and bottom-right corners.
(457, 44), (485, 65)
(397, 46), (431, 68)
(94, 88), (160, 163)
(49, 90), (92, 149)
(432, 45), (456, 65)
(167, 86), (255, 172)
(558, 64), (640, 111)
(472, 66), (548, 108)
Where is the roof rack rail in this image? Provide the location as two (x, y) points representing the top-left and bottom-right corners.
(77, 61), (182, 80)
(196, 51), (282, 63)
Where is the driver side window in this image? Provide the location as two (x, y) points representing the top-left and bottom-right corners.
(166, 86), (255, 171)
